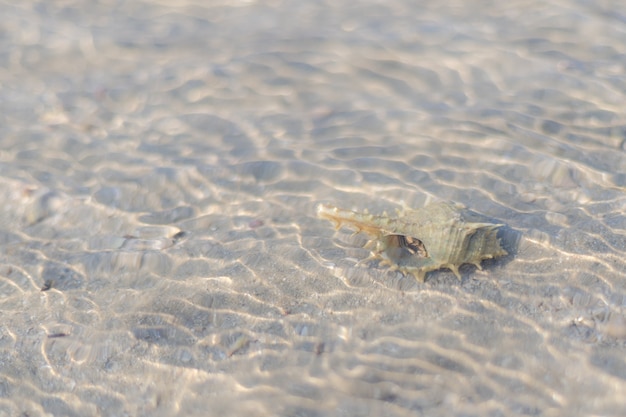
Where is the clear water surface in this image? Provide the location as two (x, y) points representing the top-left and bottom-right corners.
(1, 1), (626, 416)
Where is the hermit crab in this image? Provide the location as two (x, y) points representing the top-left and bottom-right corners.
(317, 201), (507, 282)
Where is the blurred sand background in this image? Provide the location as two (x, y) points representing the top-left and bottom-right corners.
(1, 0), (626, 416)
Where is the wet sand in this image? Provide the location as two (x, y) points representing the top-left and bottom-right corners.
(1, 1), (626, 416)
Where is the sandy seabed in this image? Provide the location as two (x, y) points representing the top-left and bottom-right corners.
(1, 1), (626, 416)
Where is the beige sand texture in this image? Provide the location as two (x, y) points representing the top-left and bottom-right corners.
(1, 0), (626, 416)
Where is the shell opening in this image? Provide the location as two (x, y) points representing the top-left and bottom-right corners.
(384, 235), (429, 259)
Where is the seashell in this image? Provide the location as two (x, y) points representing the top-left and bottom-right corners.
(317, 201), (508, 282)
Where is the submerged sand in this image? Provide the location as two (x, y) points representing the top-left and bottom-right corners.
(1, 1), (626, 416)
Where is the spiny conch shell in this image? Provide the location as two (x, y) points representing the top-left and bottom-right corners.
(317, 201), (508, 282)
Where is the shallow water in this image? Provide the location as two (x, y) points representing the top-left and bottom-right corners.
(1, 0), (626, 416)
